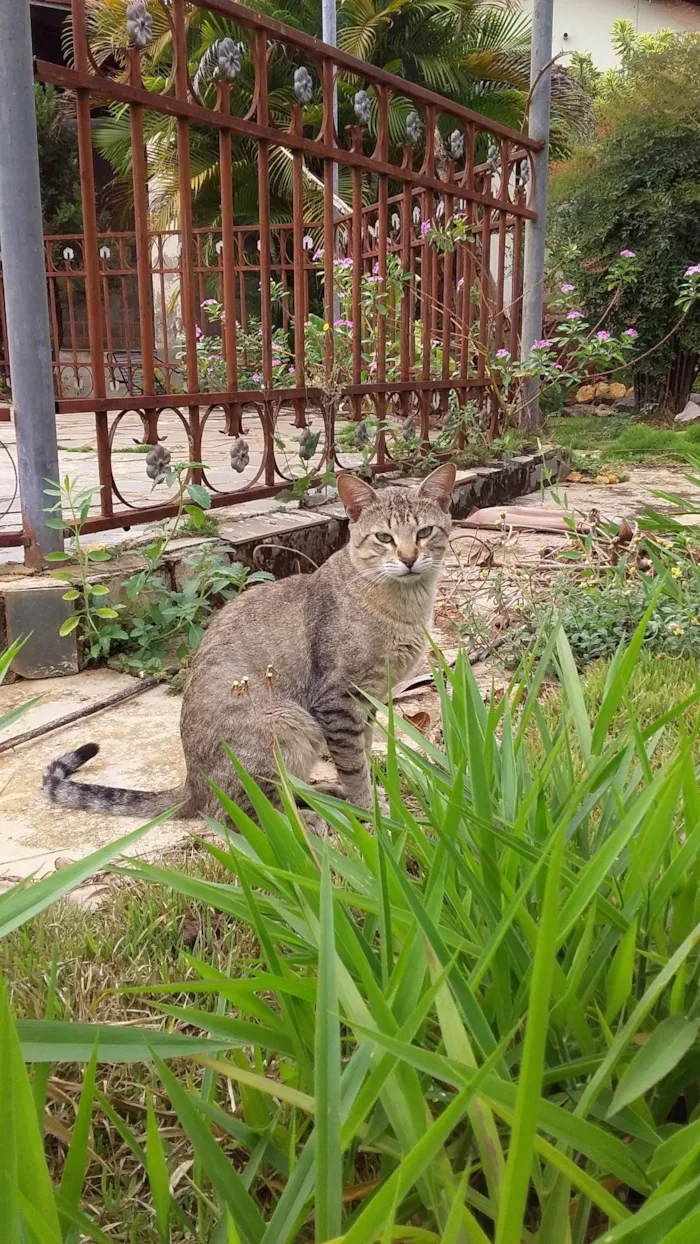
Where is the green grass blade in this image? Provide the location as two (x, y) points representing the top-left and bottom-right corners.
(146, 1091), (172, 1243)
(152, 1050), (265, 1244)
(58, 1039), (98, 1222)
(608, 1015), (700, 1117)
(315, 848), (342, 1242)
(16, 1019), (237, 1062)
(0, 815), (173, 938)
(0, 980), (62, 1242)
(495, 823), (566, 1244)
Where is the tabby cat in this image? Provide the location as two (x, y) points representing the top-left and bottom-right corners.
(44, 464), (455, 818)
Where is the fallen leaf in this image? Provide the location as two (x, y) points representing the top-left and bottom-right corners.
(403, 711), (431, 732)
(565, 471), (583, 483)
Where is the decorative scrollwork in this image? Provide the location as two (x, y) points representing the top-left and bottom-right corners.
(293, 66), (314, 105)
(449, 129), (465, 161)
(125, 0), (153, 50)
(406, 110), (422, 145)
(229, 437), (250, 472)
(354, 89), (371, 124)
(145, 444), (171, 480)
(194, 38), (242, 93)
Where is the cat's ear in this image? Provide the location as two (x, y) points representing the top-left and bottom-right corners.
(417, 463), (456, 512)
(337, 473), (378, 521)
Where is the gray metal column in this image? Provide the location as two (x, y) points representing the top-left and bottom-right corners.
(0, 0), (61, 566)
(520, 0), (554, 429)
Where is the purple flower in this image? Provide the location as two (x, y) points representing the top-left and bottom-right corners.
(195, 325), (203, 339)
(566, 310), (583, 320)
(552, 363), (563, 371)
(623, 327), (638, 338)
(372, 263), (380, 274)
(685, 264), (700, 277)
(251, 372), (261, 383)
(313, 247), (324, 260)
(335, 256), (353, 269)
(532, 339), (553, 350)
(495, 348), (510, 359)
(620, 249), (636, 259)
(201, 298), (218, 309)
(560, 283), (575, 293)
(431, 339), (441, 347)
(596, 330), (611, 341)
(366, 275), (381, 284)
(420, 220), (431, 238)
(369, 360), (377, 373)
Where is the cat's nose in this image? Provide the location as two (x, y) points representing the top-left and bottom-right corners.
(398, 548), (418, 569)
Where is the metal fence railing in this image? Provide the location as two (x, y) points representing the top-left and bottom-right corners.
(0, 0), (540, 543)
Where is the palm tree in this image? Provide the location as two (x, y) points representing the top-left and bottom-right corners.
(86, 0), (588, 226)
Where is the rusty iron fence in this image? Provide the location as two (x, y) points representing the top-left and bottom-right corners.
(0, 0), (540, 546)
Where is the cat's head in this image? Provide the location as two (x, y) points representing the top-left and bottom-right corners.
(337, 464), (456, 582)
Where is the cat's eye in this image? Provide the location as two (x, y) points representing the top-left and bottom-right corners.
(375, 531), (394, 544)
(417, 526), (433, 540)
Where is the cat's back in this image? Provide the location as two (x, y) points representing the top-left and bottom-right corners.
(188, 547), (349, 684)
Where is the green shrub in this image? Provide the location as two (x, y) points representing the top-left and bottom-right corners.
(549, 35), (700, 409)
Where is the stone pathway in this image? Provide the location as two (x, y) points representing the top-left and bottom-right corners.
(0, 464), (694, 887)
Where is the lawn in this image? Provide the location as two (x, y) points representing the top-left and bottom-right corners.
(547, 413), (700, 465)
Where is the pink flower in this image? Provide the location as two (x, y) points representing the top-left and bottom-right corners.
(685, 264), (700, 277)
(495, 348), (510, 359)
(201, 298), (217, 308)
(532, 339), (553, 350)
(596, 330), (611, 341)
(252, 372), (261, 383)
(560, 283), (575, 293)
(313, 247), (324, 260)
(195, 325), (203, 339)
(619, 249), (636, 259)
(623, 327), (638, 338)
(372, 263), (380, 274)
(567, 310), (583, 320)
(420, 220), (431, 238)
(552, 363), (563, 371)
(457, 277), (464, 290)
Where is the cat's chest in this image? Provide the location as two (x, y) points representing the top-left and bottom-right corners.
(354, 623), (427, 692)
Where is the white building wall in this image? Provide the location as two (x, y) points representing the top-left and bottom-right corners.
(519, 0), (700, 68)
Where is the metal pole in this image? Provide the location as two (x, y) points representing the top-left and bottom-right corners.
(0, 0), (61, 567)
(321, 0), (339, 204)
(321, 0), (341, 322)
(520, 0), (554, 429)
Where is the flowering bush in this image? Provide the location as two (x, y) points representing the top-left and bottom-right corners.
(491, 255), (700, 421)
(183, 298), (292, 391)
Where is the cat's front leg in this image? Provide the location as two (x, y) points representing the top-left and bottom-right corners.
(313, 697), (372, 809)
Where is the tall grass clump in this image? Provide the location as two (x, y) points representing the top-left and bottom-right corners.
(2, 610), (700, 1242)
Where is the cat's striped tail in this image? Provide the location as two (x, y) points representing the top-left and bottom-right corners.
(43, 743), (188, 817)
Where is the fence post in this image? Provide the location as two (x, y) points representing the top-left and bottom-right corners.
(520, 0), (554, 430)
(0, 0), (62, 567)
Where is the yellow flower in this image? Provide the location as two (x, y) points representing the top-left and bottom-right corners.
(671, 567), (682, 578)
(323, 322), (330, 332)
(674, 627), (684, 636)
(693, 618), (700, 626)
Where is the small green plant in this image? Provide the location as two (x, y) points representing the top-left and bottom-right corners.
(118, 547), (273, 675)
(46, 460), (270, 673)
(44, 477), (128, 663)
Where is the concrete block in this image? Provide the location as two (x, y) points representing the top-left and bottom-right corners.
(4, 582), (79, 677)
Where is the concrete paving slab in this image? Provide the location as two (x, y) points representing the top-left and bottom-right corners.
(0, 674), (197, 880)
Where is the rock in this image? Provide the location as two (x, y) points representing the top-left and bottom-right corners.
(609, 382), (627, 400)
(594, 382), (612, 400)
(576, 385), (595, 404)
(674, 400), (700, 424)
(613, 396), (636, 412)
